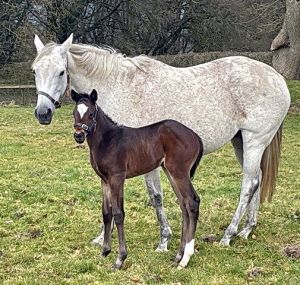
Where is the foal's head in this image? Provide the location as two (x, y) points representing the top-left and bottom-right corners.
(71, 89), (98, 144)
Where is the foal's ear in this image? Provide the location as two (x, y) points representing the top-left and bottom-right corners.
(90, 89), (98, 103)
(71, 89), (81, 102)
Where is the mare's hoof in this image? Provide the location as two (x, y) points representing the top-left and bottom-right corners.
(155, 246), (169, 253)
(237, 228), (252, 240)
(91, 235), (104, 247)
(111, 263), (122, 271)
(219, 238), (231, 247)
(172, 252), (183, 264)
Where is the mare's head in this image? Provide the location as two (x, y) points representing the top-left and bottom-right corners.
(71, 89), (98, 144)
(32, 34), (73, 125)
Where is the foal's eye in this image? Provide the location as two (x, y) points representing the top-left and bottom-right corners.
(31, 69), (35, 74)
(59, 70), (65, 76)
(89, 113), (93, 119)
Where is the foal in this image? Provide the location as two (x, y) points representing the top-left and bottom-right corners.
(72, 89), (203, 270)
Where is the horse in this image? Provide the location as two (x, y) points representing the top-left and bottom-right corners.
(32, 34), (290, 249)
(71, 89), (203, 269)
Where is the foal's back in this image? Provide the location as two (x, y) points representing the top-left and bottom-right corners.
(109, 120), (202, 179)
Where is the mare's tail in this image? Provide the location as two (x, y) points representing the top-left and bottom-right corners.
(190, 135), (203, 179)
(260, 124), (283, 203)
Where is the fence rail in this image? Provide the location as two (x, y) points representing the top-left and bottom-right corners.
(0, 85), (35, 89)
(0, 85), (72, 106)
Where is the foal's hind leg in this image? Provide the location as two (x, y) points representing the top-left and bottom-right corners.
(144, 168), (172, 252)
(220, 135), (265, 246)
(177, 181), (200, 269)
(165, 167), (200, 268)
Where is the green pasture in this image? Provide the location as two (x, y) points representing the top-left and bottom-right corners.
(0, 81), (300, 284)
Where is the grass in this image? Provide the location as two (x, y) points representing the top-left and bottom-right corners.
(0, 82), (300, 284)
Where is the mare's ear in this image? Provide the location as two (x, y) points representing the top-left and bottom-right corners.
(71, 89), (81, 102)
(90, 89), (98, 103)
(34, 35), (45, 54)
(60, 34), (73, 55)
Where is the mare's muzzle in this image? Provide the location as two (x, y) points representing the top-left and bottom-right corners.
(34, 107), (53, 125)
(74, 131), (85, 144)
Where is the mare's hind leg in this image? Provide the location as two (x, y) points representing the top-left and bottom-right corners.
(238, 170), (262, 239)
(220, 132), (265, 246)
(231, 131), (261, 240)
(144, 168), (172, 252)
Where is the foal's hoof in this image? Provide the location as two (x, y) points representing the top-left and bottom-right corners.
(101, 249), (111, 257)
(177, 264), (186, 270)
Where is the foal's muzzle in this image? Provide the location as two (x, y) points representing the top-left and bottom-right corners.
(74, 131), (85, 144)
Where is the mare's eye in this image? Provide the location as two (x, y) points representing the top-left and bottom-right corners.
(89, 113), (93, 119)
(31, 69), (35, 74)
(59, 70), (65, 76)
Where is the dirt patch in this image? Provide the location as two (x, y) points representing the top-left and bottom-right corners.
(27, 227), (42, 239)
(201, 235), (218, 243)
(246, 267), (264, 279)
(283, 245), (300, 259)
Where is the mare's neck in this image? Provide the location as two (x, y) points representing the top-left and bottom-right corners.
(67, 52), (120, 95)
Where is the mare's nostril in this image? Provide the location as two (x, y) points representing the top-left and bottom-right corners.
(47, 108), (51, 115)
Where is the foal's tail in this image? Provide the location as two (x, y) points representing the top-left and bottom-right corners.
(190, 136), (203, 179)
(260, 124), (283, 203)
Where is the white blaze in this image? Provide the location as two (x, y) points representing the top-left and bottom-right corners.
(77, 103), (88, 119)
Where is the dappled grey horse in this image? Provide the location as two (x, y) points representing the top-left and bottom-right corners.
(32, 34), (290, 249)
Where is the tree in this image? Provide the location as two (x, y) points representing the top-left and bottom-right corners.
(271, 0), (300, 80)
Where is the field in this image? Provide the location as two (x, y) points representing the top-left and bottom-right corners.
(0, 81), (300, 284)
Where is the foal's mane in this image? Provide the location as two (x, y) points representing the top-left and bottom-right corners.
(32, 42), (153, 79)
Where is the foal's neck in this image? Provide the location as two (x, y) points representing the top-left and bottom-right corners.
(86, 105), (120, 147)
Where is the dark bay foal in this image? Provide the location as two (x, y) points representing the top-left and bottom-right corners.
(71, 89), (203, 270)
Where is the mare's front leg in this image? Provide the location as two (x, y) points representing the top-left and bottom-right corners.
(101, 180), (113, 256)
(144, 168), (172, 252)
(109, 174), (127, 270)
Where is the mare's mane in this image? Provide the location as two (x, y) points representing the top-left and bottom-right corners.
(32, 42), (153, 79)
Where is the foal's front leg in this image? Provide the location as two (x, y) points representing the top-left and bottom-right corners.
(101, 180), (113, 256)
(109, 174), (127, 270)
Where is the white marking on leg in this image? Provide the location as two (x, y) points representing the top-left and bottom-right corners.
(178, 239), (195, 269)
(77, 103), (88, 119)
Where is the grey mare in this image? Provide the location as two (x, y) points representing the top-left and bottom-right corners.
(32, 34), (290, 249)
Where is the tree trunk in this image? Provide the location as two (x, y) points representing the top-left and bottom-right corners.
(271, 0), (300, 80)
